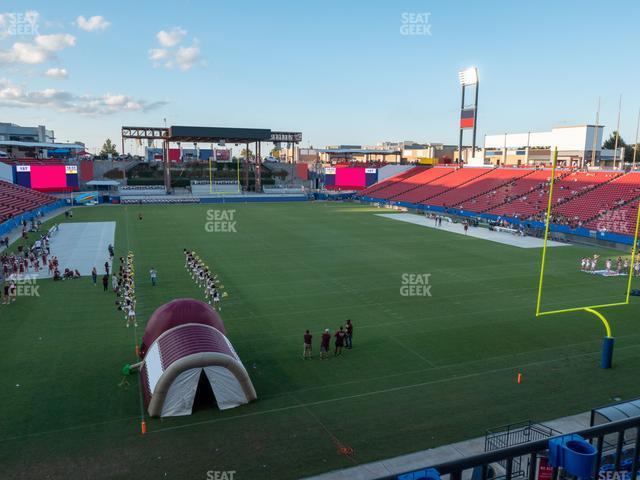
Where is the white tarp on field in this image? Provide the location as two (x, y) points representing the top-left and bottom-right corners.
(44, 222), (115, 277)
(376, 213), (570, 249)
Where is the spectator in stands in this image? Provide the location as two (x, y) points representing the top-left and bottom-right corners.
(2, 282), (8, 305)
(91, 267), (97, 286)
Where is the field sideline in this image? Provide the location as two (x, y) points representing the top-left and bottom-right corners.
(1, 202), (639, 479)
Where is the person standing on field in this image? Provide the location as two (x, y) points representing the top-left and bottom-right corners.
(102, 274), (109, 292)
(91, 267), (97, 286)
(320, 329), (330, 360)
(303, 330), (312, 359)
(345, 319), (353, 349)
(149, 267), (157, 286)
(334, 326), (346, 356)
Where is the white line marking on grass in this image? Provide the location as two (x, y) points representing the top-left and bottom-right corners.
(228, 292), (630, 345)
(0, 416), (140, 444)
(255, 331), (640, 401)
(148, 344), (640, 435)
(392, 336), (436, 367)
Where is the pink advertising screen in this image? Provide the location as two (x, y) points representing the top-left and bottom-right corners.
(30, 165), (67, 189)
(335, 167), (366, 187)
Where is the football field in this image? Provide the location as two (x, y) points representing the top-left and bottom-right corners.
(1, 202), (639, 479)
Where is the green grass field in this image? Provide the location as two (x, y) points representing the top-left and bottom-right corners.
(1, 202), (639, 480)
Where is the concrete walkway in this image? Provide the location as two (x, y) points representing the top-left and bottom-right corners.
(303, 412), (590, 480)
(0, 206), (68, 254)
(376, 213), (570, 249)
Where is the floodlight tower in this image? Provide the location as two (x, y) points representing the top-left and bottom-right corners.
(457, 67), (479, 163)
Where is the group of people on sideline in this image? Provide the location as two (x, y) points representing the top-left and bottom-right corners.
(303, 319), (354, 359)
(113, 252), (137, 328)
(184, 249), (225, 310)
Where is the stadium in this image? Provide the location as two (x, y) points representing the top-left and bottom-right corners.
(2, 3), (640, 480)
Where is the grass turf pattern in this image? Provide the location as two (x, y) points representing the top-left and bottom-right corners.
(1, 202), (639, 479)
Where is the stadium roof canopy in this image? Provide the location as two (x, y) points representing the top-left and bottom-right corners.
(591, 397), (640, 424)
(122, 125), (302, 144)
(169, 126), (272, 143)
(86, 180), (120, 186)
(316, 148), (401, 155)
(0, 140), (85, 149)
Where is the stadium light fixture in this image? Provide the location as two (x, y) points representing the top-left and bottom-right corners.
(457, 67), (479, 163)
(458, 67), (478, 86)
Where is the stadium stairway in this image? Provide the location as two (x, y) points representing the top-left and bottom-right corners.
(456, 169), (548, 213)
(385, 167), (456, 200)
(445, 168), (536, 210)
(359, 166), (425, 197)
(487, 169), (606, 220)
(414, 167), (496, 206)
(0, 180), (59, 223)
(552, 171), (637, 226)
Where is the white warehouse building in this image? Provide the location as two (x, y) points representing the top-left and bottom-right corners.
(484, 125), (609, 167)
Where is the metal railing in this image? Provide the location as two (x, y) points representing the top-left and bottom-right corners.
(484, 421), (563, 479)
(377, 416), (640, 480)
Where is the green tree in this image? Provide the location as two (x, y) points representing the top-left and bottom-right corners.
(240, 148), (254, 160)
(602, 131), (626, 150)
(100, 138), (119, 157)
(602, 131), (634, 163)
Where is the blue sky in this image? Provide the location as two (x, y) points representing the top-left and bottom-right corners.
(1, 0), (640, 153)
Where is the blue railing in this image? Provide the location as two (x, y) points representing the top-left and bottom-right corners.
(0, 199), (66, 237)
(357, 196), (637, 246)
(377, 415), (640, 480)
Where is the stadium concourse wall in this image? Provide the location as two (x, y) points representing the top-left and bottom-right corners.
(114, 193), (309, 205)
(357, 195), (638, 247)
(0, 198), (66, 237)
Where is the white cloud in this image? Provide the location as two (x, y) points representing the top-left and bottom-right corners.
(148, 48), (169, 61)
(45, 67), (68, 79)
(0, 78), (168, 115)
(150, 28), (202, 71)
(0, 13), (10, 39)
(173, 42), (201, 70)
(0, 33), (75, 64)
(35, 33), (76, 51)
(76, 15), (110, 32)
(157, 27), (186, 47)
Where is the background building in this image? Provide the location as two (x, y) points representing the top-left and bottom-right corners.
(484, 125), (607, 167)
(0, 122), (84, 159)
